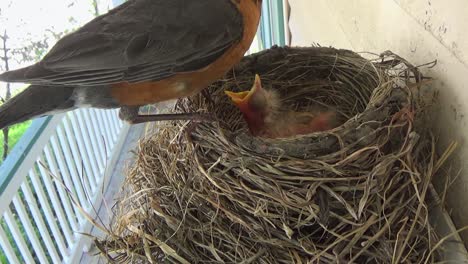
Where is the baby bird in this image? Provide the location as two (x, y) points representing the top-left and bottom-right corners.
(225, 75), (337, 138)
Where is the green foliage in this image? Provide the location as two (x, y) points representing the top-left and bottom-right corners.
(10, 38), (49, 64)
(0, 200), (49, 264)
(0, 218), (22, 263)
(0, 121), (31, 165)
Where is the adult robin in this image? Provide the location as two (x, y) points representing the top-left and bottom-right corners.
(0, 0), (262, 129)
(225, 75), (338, 138)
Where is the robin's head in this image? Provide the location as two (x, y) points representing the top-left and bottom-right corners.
(225, 74), (279, 135)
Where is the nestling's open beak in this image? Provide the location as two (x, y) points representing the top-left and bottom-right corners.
(225, 74), (262, 105)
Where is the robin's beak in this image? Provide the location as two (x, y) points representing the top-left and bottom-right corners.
(225, 74), (262, 106)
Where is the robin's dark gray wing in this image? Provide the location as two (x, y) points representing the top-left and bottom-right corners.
(0, 0), (243, 86)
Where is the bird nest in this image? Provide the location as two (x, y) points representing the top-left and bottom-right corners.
(95, 46), (452, 263)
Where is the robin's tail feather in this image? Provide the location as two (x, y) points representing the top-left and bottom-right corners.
(0, 85), (76, 129)
(0, 65), (35, 83)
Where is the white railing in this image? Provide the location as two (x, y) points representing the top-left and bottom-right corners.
(0, 108), (130, 264)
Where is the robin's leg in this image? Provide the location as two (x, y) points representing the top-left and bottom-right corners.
(118, 106), (214, 124)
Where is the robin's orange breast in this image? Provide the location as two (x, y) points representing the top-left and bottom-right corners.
(110, 0), (261, 106)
